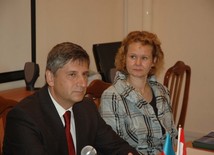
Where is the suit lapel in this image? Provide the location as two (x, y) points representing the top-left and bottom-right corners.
(38, 86), (68, 154)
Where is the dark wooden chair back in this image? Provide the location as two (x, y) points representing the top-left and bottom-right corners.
(86, 80), (111, 108)
(0, 96), (17, 155)
(163, 61), (191, 128)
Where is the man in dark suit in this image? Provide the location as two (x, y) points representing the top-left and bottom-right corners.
(3, 42), (139, 155)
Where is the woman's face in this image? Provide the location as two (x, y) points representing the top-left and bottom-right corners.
(126, 42), (155, 79)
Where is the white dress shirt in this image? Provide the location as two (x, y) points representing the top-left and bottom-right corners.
(48, 89), (77, 151)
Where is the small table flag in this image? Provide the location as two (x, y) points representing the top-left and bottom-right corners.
(177, 126), (187, 155)
(161, 133), (175, 155)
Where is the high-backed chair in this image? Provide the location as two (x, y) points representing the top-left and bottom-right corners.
(163, 61), (191, 128)
(93, 41), (121, 83)
(0, 96), (18, 154)
(85, 79), (111, 108)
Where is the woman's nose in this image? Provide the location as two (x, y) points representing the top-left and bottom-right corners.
(135, 58), (142, 65)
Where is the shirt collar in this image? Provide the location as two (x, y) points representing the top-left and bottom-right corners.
(48, 88), (72, 118)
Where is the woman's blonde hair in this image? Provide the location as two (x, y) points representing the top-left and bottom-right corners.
(115, 30), (164, 76)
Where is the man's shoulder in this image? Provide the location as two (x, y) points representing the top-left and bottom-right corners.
(73, 97), (98, 114)
(14, 86), (49, 111)
(75, 97), (96, 108)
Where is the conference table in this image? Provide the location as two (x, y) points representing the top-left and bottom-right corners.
(186, 141), (214, 155)
(186, 147), (214, 155)
(0, 87), (36, 102)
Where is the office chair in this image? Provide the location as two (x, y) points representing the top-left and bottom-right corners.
(93, 41), (121, 83)
(163, 61), (191, 128)
(85, 79), (111, 108)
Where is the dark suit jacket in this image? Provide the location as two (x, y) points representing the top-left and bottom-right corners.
(3, 86), (139, 155)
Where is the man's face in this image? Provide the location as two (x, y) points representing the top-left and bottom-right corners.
(46, 60), (89, 109)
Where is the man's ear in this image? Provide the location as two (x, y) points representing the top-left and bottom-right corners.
(46, 70), (54, 86)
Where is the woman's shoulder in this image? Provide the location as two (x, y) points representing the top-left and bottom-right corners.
(101, 85), (119, 98)
(148, 76), (169, 95)
(101, 84), (126, 105)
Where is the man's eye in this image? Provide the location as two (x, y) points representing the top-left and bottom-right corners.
(69, 73), (76, 77)
(83, 73), (89, 79)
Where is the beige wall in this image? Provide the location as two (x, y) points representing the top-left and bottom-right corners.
(152, 0), (214, 139)
(1, 0), (213, 140)
(0, 0), (31, 90)
(36, 0), (125, 87)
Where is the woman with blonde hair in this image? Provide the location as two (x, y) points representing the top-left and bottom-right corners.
(100, 31), (177, 155)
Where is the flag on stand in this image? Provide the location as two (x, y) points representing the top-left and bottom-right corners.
(161, 133), (175, 155)
(176, 126), (187, 155)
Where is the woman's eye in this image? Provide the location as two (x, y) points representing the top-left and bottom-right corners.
(130, 55), (136, 59)
(142, 56), (148, 60)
